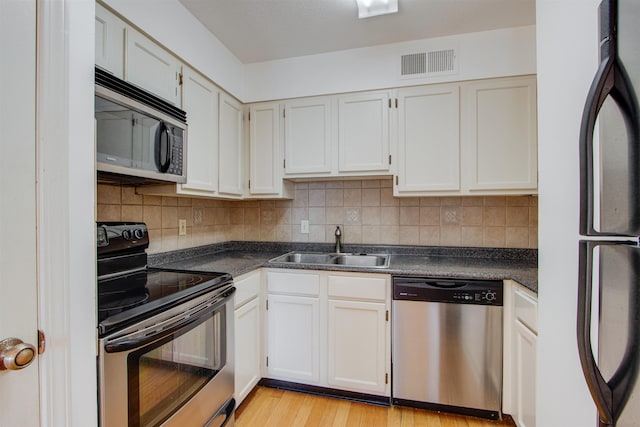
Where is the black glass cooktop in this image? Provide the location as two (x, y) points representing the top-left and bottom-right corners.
(97, 268), (232, 336)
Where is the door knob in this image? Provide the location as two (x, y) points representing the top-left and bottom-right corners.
(0, 338), (37, 370)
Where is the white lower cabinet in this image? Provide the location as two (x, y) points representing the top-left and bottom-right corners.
(266, 293), (320, 383)
(265, 270), (321, 383)
(233, 271), (262, 406)
(503, 280), (537, 427)
(327, 274), (389, 394)
(265, 269), (391, 397)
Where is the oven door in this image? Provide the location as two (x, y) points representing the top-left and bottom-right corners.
(98, 287), (235, 427)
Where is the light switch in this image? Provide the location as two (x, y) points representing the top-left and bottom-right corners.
(301, 220), (309, 234)
(179, 219), (187, 235)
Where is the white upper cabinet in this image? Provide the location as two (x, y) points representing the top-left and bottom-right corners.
(248, 102), (293, 198)
(95, 3), (125, 78)
(283, 97), (332, 176)
(395, 84), (461, 195)
(218, 93), (244, 197)
(337, 91), (391, 173)
(125, 30), (181, 105)
(462, 76), (538, 192)
(179, 67), (219, 196)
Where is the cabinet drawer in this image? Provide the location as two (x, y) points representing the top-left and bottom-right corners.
(327, 274), (387, 301)
(234, 272), (261, 309)
(514, 288), (538, 333)
(267, 271), (320, 296)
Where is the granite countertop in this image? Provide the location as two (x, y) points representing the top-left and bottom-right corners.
(150, 241), (538, 293)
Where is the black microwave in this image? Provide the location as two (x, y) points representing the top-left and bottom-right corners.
(95, 68), (187, 184)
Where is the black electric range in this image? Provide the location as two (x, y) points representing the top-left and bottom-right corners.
(96, 222), (232, 336)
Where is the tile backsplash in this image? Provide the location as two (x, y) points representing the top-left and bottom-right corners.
(97, 179), (538, 253)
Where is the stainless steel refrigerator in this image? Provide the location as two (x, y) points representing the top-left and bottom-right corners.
(577, 0), (640, 426)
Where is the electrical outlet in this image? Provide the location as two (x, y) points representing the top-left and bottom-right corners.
(179, 219), (187, 236)
(301, 220), (309, 234)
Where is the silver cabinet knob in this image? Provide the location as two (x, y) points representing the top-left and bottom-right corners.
(0, 338), (37, 370)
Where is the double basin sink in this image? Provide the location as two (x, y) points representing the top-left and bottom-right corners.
(269, 252), (390, 269)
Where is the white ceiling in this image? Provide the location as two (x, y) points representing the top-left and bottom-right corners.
(178, 0), (536, 64)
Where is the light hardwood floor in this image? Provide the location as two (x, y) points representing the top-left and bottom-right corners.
(235, 387), (515, 427)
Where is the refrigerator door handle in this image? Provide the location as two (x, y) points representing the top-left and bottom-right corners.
(577, 242), (615, 426)
(579, 0), (640, 236)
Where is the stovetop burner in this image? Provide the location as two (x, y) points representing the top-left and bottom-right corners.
(96, 222), (233, 336)
(98, 289), (150, 320)
(97, 268), (232, 334)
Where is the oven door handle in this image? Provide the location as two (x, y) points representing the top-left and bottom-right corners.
(105, 288), (235, 353)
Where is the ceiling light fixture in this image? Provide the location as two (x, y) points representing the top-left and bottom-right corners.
(356, 0), (398, 19)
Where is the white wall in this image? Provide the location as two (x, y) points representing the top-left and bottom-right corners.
(102, 0), (246, 100)
(536, 1), (599, 426)
(99, 0), (535, 103)
(244, 25), (536, 102)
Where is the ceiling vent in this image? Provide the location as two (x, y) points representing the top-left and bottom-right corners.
(400, 49), (458, 79)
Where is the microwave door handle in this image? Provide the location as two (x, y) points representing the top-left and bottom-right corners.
(577, 242), (615, 426)
(154, 121), (171, 173)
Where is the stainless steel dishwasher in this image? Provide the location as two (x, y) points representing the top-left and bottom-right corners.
(392, 276), (503, 420)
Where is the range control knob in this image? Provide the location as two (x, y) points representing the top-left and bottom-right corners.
(122, 229), (132, 240)
(485, 291), (496, 302)
(133, 229), (145, 239)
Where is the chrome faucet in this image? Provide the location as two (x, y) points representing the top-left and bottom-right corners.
(334, 226), (343, 254)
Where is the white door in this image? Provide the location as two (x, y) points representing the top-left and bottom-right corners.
(327, 299), (387, 394)
(95, 2), (125, 78)
(514, 320), (537, 427)
(125, 29), (181, 105)
(234, 297), (261, 405)
(249, 102), (281, 195)
(283, 97), (332, 175)
(218, 93), (244, 197)
(396, 84), (460, 194)
(266, 294), (320, 384)
(180, 67), (219, 196)
(338, 91), (391, 173)
(0, 1), (40, 425)
(462, 76), (538, 191)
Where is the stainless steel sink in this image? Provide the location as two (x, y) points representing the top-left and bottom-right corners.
(333, 254), (389, 267)
(269, 252), (390, 268)
(274, 252), (336, 264)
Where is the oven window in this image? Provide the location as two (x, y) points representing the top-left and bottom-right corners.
(127, 306), (226, 427)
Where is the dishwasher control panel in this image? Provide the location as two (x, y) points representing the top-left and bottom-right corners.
(392, 277), (503, 306)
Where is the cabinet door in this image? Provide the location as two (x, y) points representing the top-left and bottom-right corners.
(463, 77), (537, 191)
(125, 30), (181, 105)
(514, 320), (537, 427)
(284, 97), (332, 175)
(179, 67), (219, 195)
(327, 299), (387, 394)
(266, 294), (320, 384)
(95, 3), (125, 78)
(218, 93), (244, 197)
(234, 297), (261, 405)
(396, 85), (460, 194)
(249, 103), (281, 195)
(338, 92), (391, 173)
